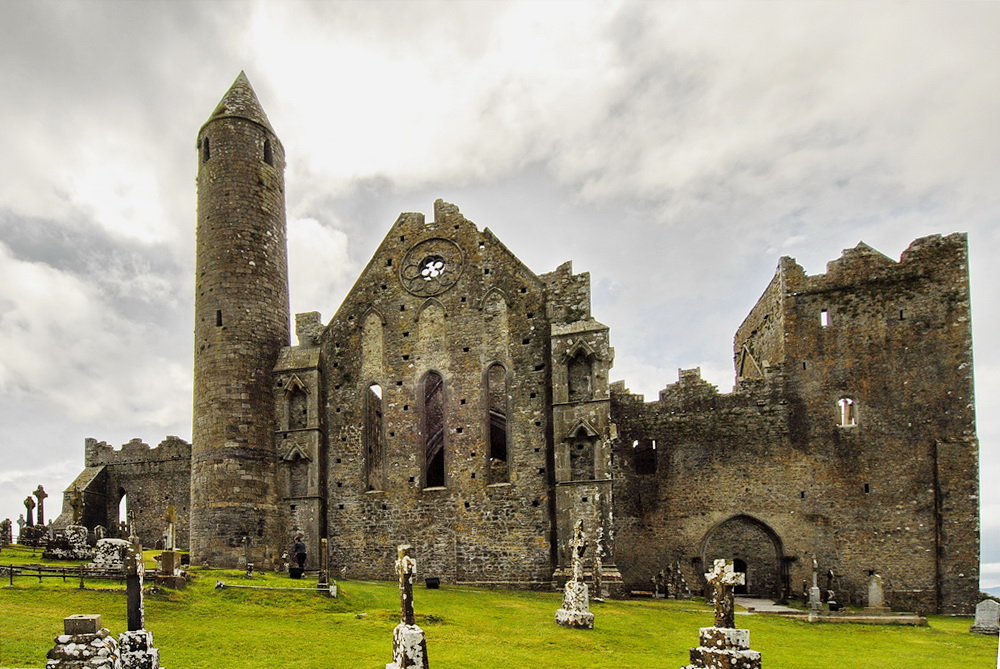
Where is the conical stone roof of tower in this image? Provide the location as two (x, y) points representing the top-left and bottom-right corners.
(204, 71), (277, 135)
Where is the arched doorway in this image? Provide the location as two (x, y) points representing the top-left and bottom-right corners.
(700, 515), (784, 599)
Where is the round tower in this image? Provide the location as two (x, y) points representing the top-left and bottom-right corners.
(191, 72), (289, 567)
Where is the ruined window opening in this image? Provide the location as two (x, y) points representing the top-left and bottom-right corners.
(487, 363), (509, 483)
(202, 136), (210, 163)
(899, 309), (906, 320)
(838, 397), (857, 427)
(800, 491), (806, 499)
(864, 483), (871, 493)
(364, 383), (385, 491)
(569, 438), (595, 481)
(288, 454), (308, 497)
(567, 349), (594, 401)
(423, 371), (445, 488)
(263, 137), (273, 166)
(634, 439), (656, 475)
(117, 490), (129, 533)
(216, 310), (223, 327)
(820, 309), (829, 327)
(288, 386), (308, 430)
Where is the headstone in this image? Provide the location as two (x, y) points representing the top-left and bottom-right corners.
(386, 544), (429, 669)
(34, 485), (49, 526)
(163, 507), (176, 551)
(46, 614), (121, 669)
(95, 525), (107, 541)
(24, 495), (36, 527)
(555, 520), (594, 629)
(0, 518), (10, 546)
(44, 525), (93, 560)
(865, 573), (890, 614)
(318, 537), (329, 587)
(970, 599), (999, 635)
(90, 538), (132, 572)
(675, 561), (692, 599)
(125, 536), (144, 631)
(681, 559), (761, 669)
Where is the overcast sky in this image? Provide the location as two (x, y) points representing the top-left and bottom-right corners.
(1, 0), (997, 589)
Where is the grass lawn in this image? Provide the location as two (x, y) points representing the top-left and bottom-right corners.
(0, 545), (996, 668)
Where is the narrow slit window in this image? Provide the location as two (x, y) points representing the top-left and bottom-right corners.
(202, 136), (210, 163)
(263, 137), (274, 166)
(423, 372), (445, 488)
(487, 364), (509, 483)
(820, 309), (830, 328)
(838, 397), (857, 426)
(215, 309), (223, 327)
(364, 384), (385, 490)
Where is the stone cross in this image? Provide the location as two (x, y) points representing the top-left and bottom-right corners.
(33, 485), (48, 526)
(125, 535), (145, 631)
(70, 488), (84, 524)
(17, 514), (25, 532)
(705, 558), (744, 629)
(24, 496), (35, 526)
(396, 544), (417, 626)
(592, 526), (605, 600)
(569, 519), (588, 583)
(163, 506), (176, 551)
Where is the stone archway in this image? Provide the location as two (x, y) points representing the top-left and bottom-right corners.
(701, 515), (784, 599)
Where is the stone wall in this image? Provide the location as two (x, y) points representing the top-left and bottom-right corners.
(611, 233), (979, 614)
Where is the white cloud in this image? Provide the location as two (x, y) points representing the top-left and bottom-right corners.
(287, 217), (355, 324)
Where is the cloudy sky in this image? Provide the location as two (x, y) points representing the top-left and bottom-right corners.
(1, 1), (997, 588)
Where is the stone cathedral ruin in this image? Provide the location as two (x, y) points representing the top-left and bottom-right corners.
(52, 73), (980, 614)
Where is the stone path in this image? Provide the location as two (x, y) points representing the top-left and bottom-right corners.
(735, 597), (799, 613)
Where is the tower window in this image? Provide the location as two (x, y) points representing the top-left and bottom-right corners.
(215, 309), (223, 327)
(820, 309), (829, 327)
(202, 136), (211, 163)
(263, 137), (274, 166)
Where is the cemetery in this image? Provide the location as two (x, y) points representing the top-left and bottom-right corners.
(0, 539), (996, 668)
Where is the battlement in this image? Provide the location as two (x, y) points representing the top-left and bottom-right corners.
(84, 436), (191, 468)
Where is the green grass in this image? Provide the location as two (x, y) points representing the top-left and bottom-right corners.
(0, 544), (995, 668)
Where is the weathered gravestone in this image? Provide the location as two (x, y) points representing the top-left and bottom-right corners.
(865, 572), (890, 614)
(119, 536), (162, 669)
(386, 544), (429, 669)
(970, 599), (999, 635)
(555, 520), (594, 629)
(46, 614), (121, 669)
(44, 525), (93, 560)
(0, 517), (11, 546)
(808, 557), (823, 611)
(681, 559), (761, 669)
(90, 538), (132, 571)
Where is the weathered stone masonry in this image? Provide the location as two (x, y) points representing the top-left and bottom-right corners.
(56, 74), (979, 613)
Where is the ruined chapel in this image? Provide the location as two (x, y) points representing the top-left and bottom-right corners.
(56, 73), (980, 614)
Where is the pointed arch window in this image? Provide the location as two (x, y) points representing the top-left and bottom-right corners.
(486, 364), (509, 483)
(288, 385), (308, 430)
(838, 397), (857, 427)
(365, 384), (385, 490)
(567, 349), (594, 402)
(423, 371), (446, 488)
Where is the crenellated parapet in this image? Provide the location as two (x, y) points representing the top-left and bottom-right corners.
(85, 437), (191, 468)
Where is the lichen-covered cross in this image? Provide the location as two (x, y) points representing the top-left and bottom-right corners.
(396, 544), (417, 626)
(705, 558), (744, 629)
